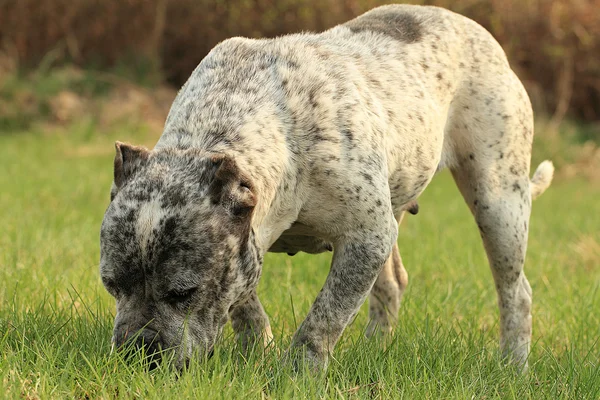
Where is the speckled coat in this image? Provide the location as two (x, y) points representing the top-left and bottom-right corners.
(100, 4), (553, 370)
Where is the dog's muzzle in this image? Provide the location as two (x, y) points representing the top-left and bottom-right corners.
(115, 328), (163, 370)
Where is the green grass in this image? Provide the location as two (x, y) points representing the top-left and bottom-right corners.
(1, 124), (599, 399)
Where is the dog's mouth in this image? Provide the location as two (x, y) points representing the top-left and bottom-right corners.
(117, 335), (164, 370)
(175, 345), (214, 373)
(111, 327), (217, 372)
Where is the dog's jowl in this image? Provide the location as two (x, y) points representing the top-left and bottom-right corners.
(100, 4), (553, 370)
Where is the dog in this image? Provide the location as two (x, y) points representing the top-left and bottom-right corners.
(100, 4), (554, 370)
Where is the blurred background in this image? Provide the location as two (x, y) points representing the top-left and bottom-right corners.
(0, 0), (599, 178)
(1, 3), (599, 396)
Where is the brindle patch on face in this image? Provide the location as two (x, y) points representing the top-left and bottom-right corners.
(101, 149), (264, 361)
(344, 7), (424, 43)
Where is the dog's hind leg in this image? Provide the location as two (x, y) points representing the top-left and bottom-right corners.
(366, 214), (409, 337)
(366, 242), (407, 337)
(447, 71), (552, 368)
(452, 163), (534, 367)
(366, 201), (419, 336)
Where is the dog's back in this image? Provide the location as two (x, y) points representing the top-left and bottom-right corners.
(158, 5), (521, 227)
(114, 4), (552, 369)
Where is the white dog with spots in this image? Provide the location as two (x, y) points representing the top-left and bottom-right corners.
(100, 4), (553, 371)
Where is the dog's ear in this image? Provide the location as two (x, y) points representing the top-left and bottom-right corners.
(208, 155), (257, 220)
(113, 141), (150, 193)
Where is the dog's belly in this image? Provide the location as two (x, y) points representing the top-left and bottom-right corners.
(384, 126), (445, 217)
(268, 223), (333, 255)
(387, 156), (441, 216)
(268, 234), (333, 255)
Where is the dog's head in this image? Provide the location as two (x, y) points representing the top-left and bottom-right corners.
(100, 142), (261, 367)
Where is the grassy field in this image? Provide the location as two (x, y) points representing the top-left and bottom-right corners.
(1, 123), (599, 399)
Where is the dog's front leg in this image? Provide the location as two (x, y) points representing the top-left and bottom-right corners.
(230, 290), (273, 352)
(288, 224), (397, 369)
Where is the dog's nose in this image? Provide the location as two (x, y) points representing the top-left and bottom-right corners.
(119, 328), (163, 370)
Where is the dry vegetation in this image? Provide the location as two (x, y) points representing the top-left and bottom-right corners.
(1, 0), (599, 180)
(1, 0), (599, 123)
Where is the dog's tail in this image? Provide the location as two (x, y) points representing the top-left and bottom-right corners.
(530, 160), (554, 200)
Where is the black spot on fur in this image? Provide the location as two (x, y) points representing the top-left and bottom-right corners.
(344, 8), (423, 43)
(341, 128), (354, 143)
(477, 223), (485, 234)
(286, 59), (300, 70)
(161, 187), (188, 208)
(308, 88), (318, 108)
(360, 172), (373, 185)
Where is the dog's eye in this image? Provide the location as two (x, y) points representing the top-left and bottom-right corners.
(164, 287), (198, 306)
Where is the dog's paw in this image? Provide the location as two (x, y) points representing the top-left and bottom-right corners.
(281, 343), (329, 374)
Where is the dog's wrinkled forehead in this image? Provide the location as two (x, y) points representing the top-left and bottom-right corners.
(101, 162), (226, 278)
(100, 145), (257, 294)
(101, 201), (232, 300)
(114, 168), (202, 213)
(105, 185), (209, 256)
(114, 150), (216, 204)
